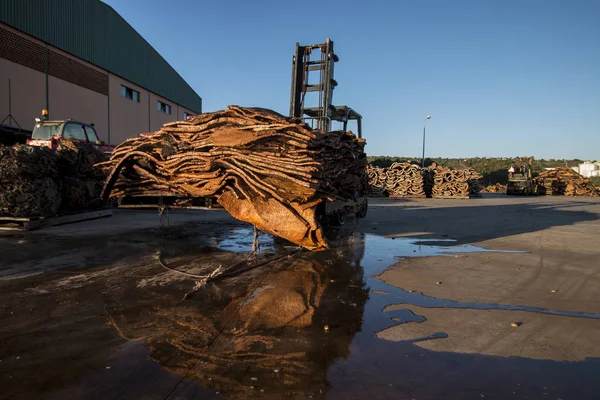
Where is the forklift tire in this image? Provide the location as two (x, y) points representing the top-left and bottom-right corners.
(329, 210), (347, 227)
(356, 198), (368, 218)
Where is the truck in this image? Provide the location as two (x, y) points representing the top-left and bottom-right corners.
(26, 110), (115, 154)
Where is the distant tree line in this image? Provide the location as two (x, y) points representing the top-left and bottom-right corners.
(367, 156), (591, 185)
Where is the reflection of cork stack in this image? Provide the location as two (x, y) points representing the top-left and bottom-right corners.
(120, 250), (368, 399)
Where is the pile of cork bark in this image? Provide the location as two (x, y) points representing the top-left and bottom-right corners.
(535, 168), (599, 196)
(366, 162), (426, 197)
(483, 183), (507, 193)
(431, 165), (483, 198)
(0, 140), (108, 218)
(100, 106), (367, 251)
(367, 162), (482, 198)
(365, 165), (387, 196)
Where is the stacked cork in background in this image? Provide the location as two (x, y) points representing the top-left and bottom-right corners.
(535, 168), (599, 196)
(367, 162), (482, 198)
(483, 183), (507, 193)
(366, 162), (427, 198)
(430, 164), (483, 198)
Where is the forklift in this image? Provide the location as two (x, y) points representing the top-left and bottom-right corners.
(289, 38), (367, 226)
(506, 156), (539, 195)
(289, 38), (363, 138)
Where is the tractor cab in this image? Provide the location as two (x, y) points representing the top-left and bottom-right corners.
(26, 110), (115, 154)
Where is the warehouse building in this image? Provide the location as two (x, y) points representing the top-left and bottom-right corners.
(0, 0), (202, 145)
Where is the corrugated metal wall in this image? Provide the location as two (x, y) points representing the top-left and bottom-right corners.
(0, 0), (202, 113)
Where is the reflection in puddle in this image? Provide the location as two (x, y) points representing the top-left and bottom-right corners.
(118, 248), (369, 399)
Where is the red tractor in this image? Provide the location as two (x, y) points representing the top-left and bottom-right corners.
(26, 109), (115, 154)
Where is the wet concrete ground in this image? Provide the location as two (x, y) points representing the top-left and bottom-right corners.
(1, 195), (600, 399)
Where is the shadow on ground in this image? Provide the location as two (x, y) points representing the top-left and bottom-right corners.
(363, 198), (599, 244)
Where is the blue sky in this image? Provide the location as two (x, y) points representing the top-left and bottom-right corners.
(103, 0), (599, 160)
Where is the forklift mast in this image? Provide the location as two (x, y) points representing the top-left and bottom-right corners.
(513, 156), (534, 180)
(289, 38), (362, 138)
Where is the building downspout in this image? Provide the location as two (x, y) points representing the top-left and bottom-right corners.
(45, 44), (49, 117)
(107, 75), (111, 144)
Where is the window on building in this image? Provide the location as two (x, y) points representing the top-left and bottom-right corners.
(184, 112), (194, 121)
(63, 123), (87, 141)
(120, 85), (140, 102)
(157, 100), (171, 114)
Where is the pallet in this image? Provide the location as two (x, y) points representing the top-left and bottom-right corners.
(0, 209), (114, 232)
(118, 196), (223, 210)
(389, 194), (427, 199)
(432, 195), (473, 200)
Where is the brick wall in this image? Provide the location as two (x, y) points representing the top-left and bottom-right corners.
(0, 25), (108, 95)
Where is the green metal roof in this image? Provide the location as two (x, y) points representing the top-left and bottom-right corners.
(0, 0), (202, 113)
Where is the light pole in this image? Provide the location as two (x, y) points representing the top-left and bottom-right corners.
(421, 115), (431, 168)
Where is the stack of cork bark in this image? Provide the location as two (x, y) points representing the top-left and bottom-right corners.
(100, 106), (368, 251)
(422, 166), (435, 197)
(535, 168), (599, 196)
(365, 165), (387, 196)
(0, 140), (108, 217)
(431, 165), (483, 198)
(366, 162), (426, 198)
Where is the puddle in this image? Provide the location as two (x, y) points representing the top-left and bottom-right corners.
(359, 234), (600, 320)
(2, 226), (600, 399)
(213, 226), (277, 253)
(118, 233), (600, 398)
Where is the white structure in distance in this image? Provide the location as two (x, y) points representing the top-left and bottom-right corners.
(571, 161), (600, 178)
